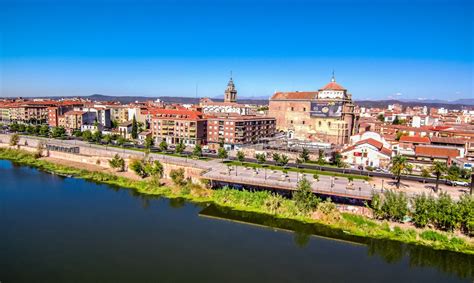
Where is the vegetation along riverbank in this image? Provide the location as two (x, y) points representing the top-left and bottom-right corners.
(1, 147), (473, 255)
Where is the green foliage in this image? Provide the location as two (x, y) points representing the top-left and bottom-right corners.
(116, 136), (126, 147)
(319, 198), (336, 215)
(420, 230), (449, 243)
(317, 149), (326, 165)
(390, 155), (412, 188)
(170, 168), (187, 186)
(39, 124), (50, 136)
(103, 134), (112, 144)
(299, 148), (310, 163)
(192, 144), (202, 157)
(293, 177), (320, 215)
(9, 133), (20, 146)
(159, 140), (168, 152)
(175, 141), (185, 154)
(279, 154), (289, 166)
(130, 159), (147, 178)
(272, 153), (280, 163)
(255, 153), (266, 164)
(412, 193), (436, 228)
(144, 136), (154, 149)
(236, 150), (245, 163)
(435, 192), (460, 231)
(131, 115), (138, 139)
(377, 113), (385, 122)
(82, 130), (93, 142)
(431, 161), (447, 191)
(108, 154), (125, 172)
(217, 147), (228, 159)
(331, 152), (344, 168)
(313, 173), (319, 181)
(376, 190), (408, 222)
(92, 130), (102, 143)
(51, 127), (66, 138)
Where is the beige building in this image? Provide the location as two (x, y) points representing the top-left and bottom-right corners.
(269, 75), (357, 145)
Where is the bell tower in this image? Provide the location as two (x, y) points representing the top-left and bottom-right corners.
(224, 73), (237, 103)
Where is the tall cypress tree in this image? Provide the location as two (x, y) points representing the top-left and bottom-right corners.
(131, 115), (138, 139)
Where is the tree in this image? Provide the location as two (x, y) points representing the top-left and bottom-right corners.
(317, 149), (326, 165)
(217, 147), (228, 160)
(109, 154), (125, 172)
(332, 152), (344, 168)
(299, 148), (310, 163)
(192, 144), (202, 157)
(131, 115), (138, 140)
(272, 153), (280, 164)
(430, 161), (447, 192)
(236, 150), (245, 164)
(92, 130), (102, 143)
(103, 134), (113, 145)
(82, 130), (93, 142)
(9, 133), (20, 146)
(392, 116), (401, 125)
(434, 192), (459, 231)
(421, 167), (431, 180)
(390, 155), (412, 189)
(111, 120), (119, 129)
(381, 190), (408, 222)
(159, 140), (168, 152)
(144, 136), (154, 150)
(145, 160), (164, 182)
(295, 158), (302, 168)
(130, 159), (147, 178)
(39, 124), (50, 136)
(26, 125), (35, 135)
(293, 177), (320, 215)
(175, 141), (185, 154)
(51, 127), (66, 138)
(170, 168), (187, 186)
(412, 193), (436, 228)
(377, 113), (385, 122)
(117, 136), (126, 147)
(279, 155), (289, 166)
(447, 165), (461, 184)
(255, 153), (266, 164)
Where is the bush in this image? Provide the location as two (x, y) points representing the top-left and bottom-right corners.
(412, 193), (436, 228)
(319, 198), (336, 215)
(170, 168), (187, 186)
(381, 190), (408, 222)
(293, 177), (320, 215)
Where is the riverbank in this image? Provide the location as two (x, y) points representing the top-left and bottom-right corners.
(1, 147), (473, 255)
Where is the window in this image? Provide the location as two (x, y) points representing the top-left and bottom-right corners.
(291, 107), (294, 111)
(303, 107), (306, 112)
(290, 120), (293, 124)
(302, 121), (305, 125)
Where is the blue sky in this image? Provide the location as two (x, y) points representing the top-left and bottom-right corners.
(0, 0), (472, 100)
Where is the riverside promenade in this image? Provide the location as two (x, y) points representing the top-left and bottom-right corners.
(0, 133), (466, 202)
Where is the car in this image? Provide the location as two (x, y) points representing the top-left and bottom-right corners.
(446, 180), (469, 187)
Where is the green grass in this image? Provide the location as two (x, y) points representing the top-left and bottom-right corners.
(226, 161), (369, 181)
(0, 147), (472, 255)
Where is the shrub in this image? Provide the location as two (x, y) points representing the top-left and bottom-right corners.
(170, 168), (187, 186)
(293, 177), (320, 215)
(9, 134), (20, 146)
(109, 154), (125, 172)
(412, 193), (436, 228)
(381, 190), (408, 222)
(319, 198), (337, 215)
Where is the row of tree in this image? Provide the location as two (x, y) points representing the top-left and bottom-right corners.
(371, 190), (473, 236)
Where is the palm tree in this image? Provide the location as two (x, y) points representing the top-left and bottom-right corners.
(390, 155), (412, 189)
(430, 161), (447, 192)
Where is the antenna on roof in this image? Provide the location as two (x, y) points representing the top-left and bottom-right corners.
(230, 70), (233, 80)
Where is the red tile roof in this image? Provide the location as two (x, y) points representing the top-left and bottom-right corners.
(320, 81), (346, 91)
(270, 92), (318, 100)
(430, 136), (467, 145)
(399, 135), (431, 144)
(415, 146), (460, 159)
(342, 138), (392, 156)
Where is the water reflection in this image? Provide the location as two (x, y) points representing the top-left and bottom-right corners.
(199, 204), (474, 279)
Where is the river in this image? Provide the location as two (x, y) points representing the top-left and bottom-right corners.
(0, 159), (472, 282)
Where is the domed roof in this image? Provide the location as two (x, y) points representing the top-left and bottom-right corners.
(320, 72), (346, 91)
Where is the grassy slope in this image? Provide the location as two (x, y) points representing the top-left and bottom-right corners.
(0, 148), (472, 255)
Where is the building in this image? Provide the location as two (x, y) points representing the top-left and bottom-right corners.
(150, 109), (207, 147)
(268, 74), (357, 145)
(206, 115), (276, 150)
(199, 77), (252, 115)
(59, 111), (96, 131)
(118, 121), (133, 138)
(341, 138), (392, 168)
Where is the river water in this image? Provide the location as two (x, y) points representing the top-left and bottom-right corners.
(1, 160), (473, 283)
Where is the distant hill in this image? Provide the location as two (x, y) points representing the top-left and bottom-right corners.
(3, 94), (473, 109)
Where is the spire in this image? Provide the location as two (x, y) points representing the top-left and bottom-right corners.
(331, 70), (336, 82)
(224, 72), (237, 103)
